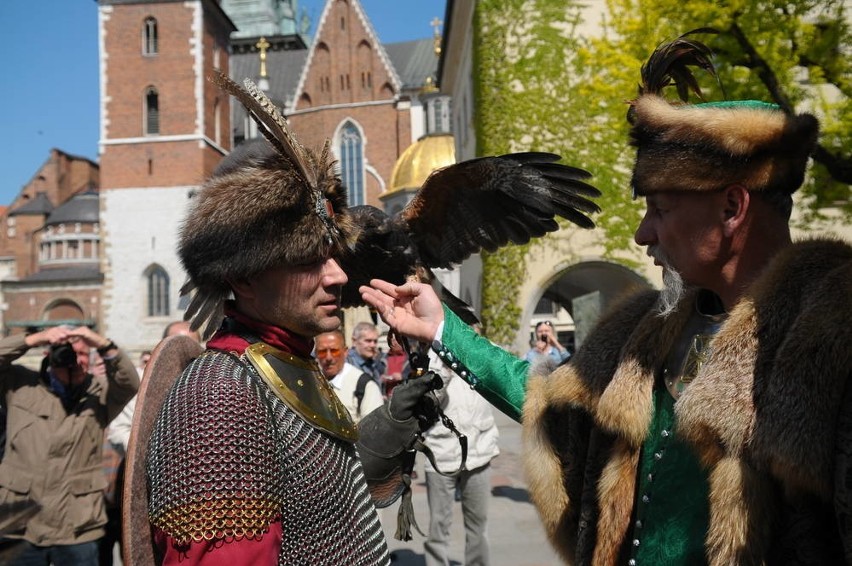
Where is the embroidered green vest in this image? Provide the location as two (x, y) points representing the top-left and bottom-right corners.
(629, 387), (709, 565)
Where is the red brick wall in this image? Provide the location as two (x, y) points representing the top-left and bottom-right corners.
(100, 1), (231, 189)
(4, 287), (102, 335)
(297, 0), (397, 107)
(0, 150), (100, 275)
(99, 141), (224, 188)
(288, 0), (411, 207)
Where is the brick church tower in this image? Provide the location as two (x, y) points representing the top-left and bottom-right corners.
(97, 0), (235, 351)
(286, 0), (413, 208)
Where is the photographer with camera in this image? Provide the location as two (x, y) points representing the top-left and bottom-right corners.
(523, 320), (569, 366)
(0, 325), (138, 566)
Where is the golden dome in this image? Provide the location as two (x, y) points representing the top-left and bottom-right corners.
(387, 134), (455, 194)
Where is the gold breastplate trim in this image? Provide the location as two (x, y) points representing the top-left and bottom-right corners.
(244, 343), (358, 442)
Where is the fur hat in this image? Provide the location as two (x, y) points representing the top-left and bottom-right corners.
(628, 33), (819, 197)
(179, 74), (356, 337)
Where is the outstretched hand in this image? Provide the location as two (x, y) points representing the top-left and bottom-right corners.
(359, 279), (444, 344)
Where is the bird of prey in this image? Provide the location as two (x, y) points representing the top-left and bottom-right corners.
(338, 152), (601, 323)
(203, 71), (600, 331)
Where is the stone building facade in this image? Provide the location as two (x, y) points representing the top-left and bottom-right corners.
(0, 150), (100, 334)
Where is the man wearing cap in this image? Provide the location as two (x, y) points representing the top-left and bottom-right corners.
(360, 37), (852, 565)
(143, 75), (441, 565)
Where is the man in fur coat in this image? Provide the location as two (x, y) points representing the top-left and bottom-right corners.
(359, 38), (852, 565)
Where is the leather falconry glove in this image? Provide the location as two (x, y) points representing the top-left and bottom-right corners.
(356, 371), (443, 540)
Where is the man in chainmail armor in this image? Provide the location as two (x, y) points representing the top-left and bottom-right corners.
(143, 75), (440, 565)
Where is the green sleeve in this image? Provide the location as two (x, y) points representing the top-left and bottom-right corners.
(438, 305), (529, 422)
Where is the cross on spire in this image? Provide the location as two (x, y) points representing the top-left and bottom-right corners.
(431, 17), (443, 56)
(256, 36), (271, 78)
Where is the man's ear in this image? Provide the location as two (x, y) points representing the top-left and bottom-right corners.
(228, 278), (254, 300)
(721, 184), (750, 237)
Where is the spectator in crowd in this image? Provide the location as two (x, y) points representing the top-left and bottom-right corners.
(160, 321), (201, 343)
(347, 321), (386, 386)
(0, 325), (137, 566)
(136, 350), (152, 377)
(315, 330), (383, 423)
(523, 320), (569, 365)
(423, 355), (499, 566)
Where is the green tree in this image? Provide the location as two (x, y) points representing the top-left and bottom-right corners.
(471, 0), (850, 344)
(599, 0), (852, 221)
(473, 0), (646, 345)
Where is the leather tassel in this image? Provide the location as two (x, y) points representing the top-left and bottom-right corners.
(394, 472), (424, 541)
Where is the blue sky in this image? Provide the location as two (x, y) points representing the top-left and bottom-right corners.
(0, 0), (445, 206)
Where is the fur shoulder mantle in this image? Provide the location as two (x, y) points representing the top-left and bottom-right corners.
(676, 238), (852, 497)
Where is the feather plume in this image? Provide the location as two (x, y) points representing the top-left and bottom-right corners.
(211, 70), (317, 188)
(179, 279), (226, 340)
(637, 28), (718, 103)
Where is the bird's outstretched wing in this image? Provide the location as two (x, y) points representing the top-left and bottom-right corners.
(400, 152), (600, 269)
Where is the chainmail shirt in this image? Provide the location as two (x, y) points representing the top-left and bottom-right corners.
(147, 349), (389, 565)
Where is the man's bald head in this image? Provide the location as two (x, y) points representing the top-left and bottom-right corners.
(163, 321), (201, 343)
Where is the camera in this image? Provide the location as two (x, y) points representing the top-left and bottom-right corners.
(49, 342), (78, 369)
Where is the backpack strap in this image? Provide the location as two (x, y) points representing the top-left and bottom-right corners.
(354, 372), (373, 416)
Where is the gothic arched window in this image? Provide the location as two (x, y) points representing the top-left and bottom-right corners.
(143, 17), (158, 55)
(339, 121), (365, 206)
(145, 264), (170, 317)
(145, 87), (159, 135)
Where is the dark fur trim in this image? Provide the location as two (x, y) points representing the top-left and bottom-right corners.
(630, 95), (819, 195)
(180, 141), (355, 288)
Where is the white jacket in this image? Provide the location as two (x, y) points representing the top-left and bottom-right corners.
(329, 362), (384, 423)
(423, 362), (500, 473)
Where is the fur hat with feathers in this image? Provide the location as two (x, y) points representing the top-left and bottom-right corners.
(179, 74), (357, 338)
(628, 31), (819, 197)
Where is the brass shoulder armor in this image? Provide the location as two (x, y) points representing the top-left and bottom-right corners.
(245, 343), (358, 442)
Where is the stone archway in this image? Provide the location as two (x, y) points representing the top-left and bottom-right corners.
(44, 299), (86, 326)
(520, 260), (650, 354)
